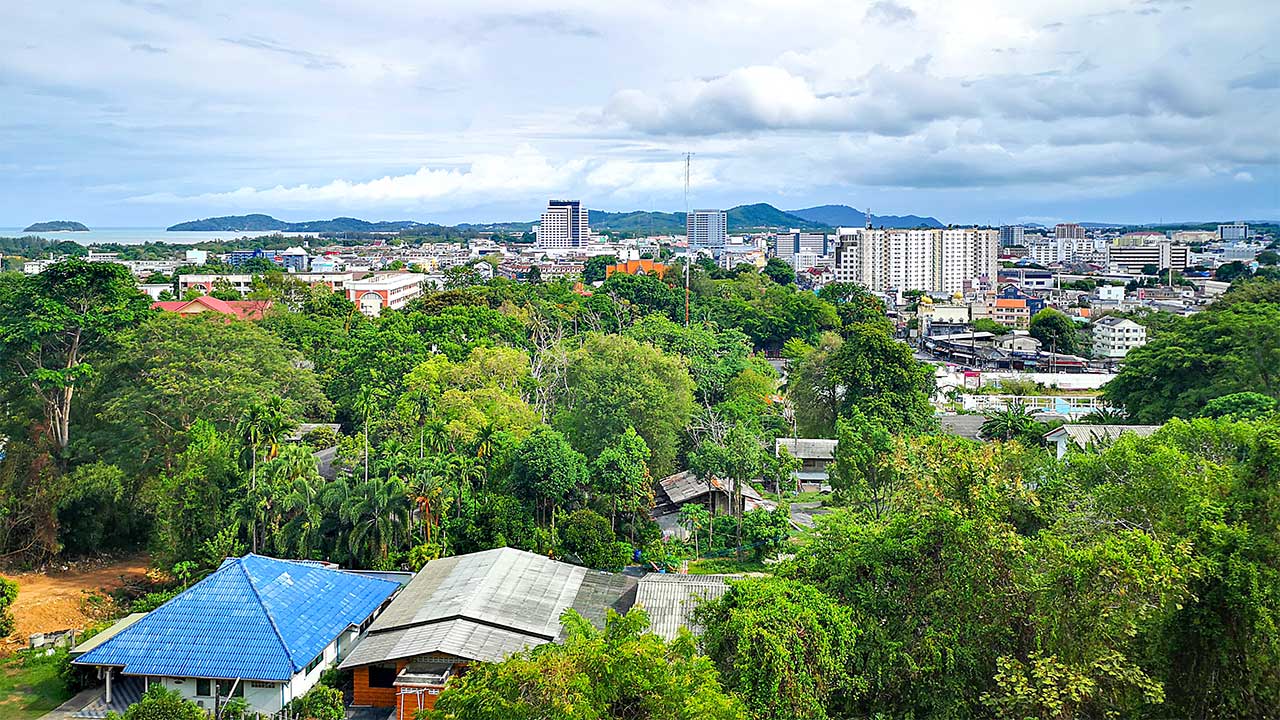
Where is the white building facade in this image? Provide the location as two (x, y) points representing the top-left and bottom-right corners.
(687, 209), (727, 256)
(1093, 316), (1147, 358)
(535, 200), (590, 250)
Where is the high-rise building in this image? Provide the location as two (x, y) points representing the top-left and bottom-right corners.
(773, 229), (829, 268)
(1055, 223), (1086, 240)
(687, 209), (727, 255)
(998, 225), (1025, 247)
(833, 227), (996, 293)
(1218, 222), (1249, 241)
(535, 200), (590, 250)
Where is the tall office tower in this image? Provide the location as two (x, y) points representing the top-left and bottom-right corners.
(535, 200), (590, 250)
(686, 209), (728, 255)
(1218, 222), (1249, 241)
(1055, 223), (1086, 240)
(998, 224), (1025, 247)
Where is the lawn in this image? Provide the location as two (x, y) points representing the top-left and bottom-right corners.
(685, 556), (770, 575)
(0, 649), (73, 719)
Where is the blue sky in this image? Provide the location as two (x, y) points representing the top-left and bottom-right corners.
(1, 0), (1277, 227)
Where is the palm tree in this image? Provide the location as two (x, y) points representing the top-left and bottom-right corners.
(403, 387), (435, 459)
(236, 396), (296, 552)
(407, 470), (447, 549)
(472, 422), (497, 488)
(342, 475), (410, 567)
(270, 444), (323, 558)
(980, 403), (1039, 443)
(353, 384), (386, 484)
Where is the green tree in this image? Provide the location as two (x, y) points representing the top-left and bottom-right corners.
(1030, 308), (1083, 355)
(696, 577), (861, 720)
(557, 333), (695, 476)
(980, 403), (1044, 444)
(559, 508), (629, 570)
(512, 426), (588, 529)
(590, 427), (652, 532)
(0, 576), (16, 636)
(1199, 391), (1278, 421)
(428, 608), (747, 720)
(973, 318), (1012, 335)
(341, 475), (409, 566)
(0, 259), (150, 452)
(582, 254), (618, 283)
(829, 409), (900, 517)
(762, 257), (797, 285)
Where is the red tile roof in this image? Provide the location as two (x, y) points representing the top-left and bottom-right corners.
(151, 296), (272, 320)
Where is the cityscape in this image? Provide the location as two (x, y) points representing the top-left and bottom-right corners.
(2, 1), (1278, 720)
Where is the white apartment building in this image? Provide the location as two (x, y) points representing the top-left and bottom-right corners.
(535, 200), (590, 250)
(1107, 238), (1190, 274)
(774, 230), (830, 269)
(687, 209), (727, 256)
(834, 227), (996, 294)
(345, 272), (427, 316)
(1093, 316), (1147, 358)
(1218, 222), (1249, 241)
(178, 274), (255, 296)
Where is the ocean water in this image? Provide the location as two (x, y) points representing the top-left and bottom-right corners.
(0, 228), (305, 246)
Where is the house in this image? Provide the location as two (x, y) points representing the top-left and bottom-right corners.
(652, 469), (773, 517)
(775, 438), (837, 489)
(73, 554), (400, 717)
(338, 547), (636, 719)
(634, 574), (732, 640)
(1092, 316), (1147, 359)
(151, 295), (273, 320)
(1043, 424), (1162, 459)
(178, 273), (255, 296)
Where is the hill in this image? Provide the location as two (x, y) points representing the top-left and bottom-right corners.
(726, 203), (826, 230)
(23, 221), (89, 232)
(583, 204), (826, 233)
(787, 205), (943, 229)
(168, 215), (428, 233)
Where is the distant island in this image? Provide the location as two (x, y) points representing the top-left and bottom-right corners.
(24, 220), (90, 232)
(168, 214), (428, 233)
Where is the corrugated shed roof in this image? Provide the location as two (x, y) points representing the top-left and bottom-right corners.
(656, 470), (764, 506)
(75, 554), (398, 681)
(1044, 424), (1161, 445)
(340, 548), (635, 668)
(775, 438), (837, 460)
(634, 575), (732, 640)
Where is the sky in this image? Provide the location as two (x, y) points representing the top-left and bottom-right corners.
(2, 0), (1277, 227)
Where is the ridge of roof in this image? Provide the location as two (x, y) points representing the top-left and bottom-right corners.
(239, 555), (299, 673)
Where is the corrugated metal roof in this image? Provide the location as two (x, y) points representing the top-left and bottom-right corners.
(634, 574), (732, 640)
(656, 470), (764, 506)
(340, 548), (635, 668)
(1044, 424), (1161, 445)
(75, 554), (399, 681)
(775, 438), (837, 460)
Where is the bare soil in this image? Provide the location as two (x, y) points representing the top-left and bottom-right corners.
(0, 554), (150, 655)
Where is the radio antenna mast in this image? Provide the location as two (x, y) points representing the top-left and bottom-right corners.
(684, 152), (693, 327)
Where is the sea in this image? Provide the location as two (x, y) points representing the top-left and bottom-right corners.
(0, 228), (309, 246)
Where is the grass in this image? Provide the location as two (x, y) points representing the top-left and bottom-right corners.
(0, 649), (73, 719)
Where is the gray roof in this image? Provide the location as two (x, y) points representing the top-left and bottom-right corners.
(339, 548), (635, 667)
(656, 470), (763, 506)
(634, 574), (732, 640)
(937, 414), (986, 441)
(775, 438), (837, 460)
(1045, 424), (1161, 445)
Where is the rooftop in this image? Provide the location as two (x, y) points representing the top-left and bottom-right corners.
(634, 574), (733, 640)
(75, 554), (399, 681)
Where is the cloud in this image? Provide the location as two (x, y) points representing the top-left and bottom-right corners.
(865, 1), (916, 24)
(220, 36), (343, 70)
(129, 43), (167, 54)
(1234, 171), (1254, 182)
(1230, 66), (1280, 90)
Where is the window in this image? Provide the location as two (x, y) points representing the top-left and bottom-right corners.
(196, 679), (212, 697)
(368, 664), (398, 688)
(305, 652), (324, 675)
(216, 680), (244, 698)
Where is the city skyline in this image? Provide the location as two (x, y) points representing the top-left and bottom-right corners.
(2, 1), (1277, 228)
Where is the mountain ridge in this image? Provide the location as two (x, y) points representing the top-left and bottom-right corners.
(786, 204), (944, 228)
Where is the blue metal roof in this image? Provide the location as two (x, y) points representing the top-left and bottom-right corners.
(75, 554), (399, 681)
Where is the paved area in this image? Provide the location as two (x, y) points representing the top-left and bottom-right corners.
(346, 707), (396, 720)
(36, 687), (102, 720)
(790, 501), (831, 528)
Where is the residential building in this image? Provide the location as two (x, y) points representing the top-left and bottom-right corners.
(634, 575), (732, 641)
(227, 248), (272, 267)
(178, 274), (255, 296)
(834, 227), (996, 293)
(653, 469), (773, 517)
(185, 248), (209, 266)
(1054, 223), (1086, 240)
(1171, 230), (1216, 244)
(279, 246), (310, 272)
(1092, 315), (1147, 358)
(998, 225), (1025, 247)
(73, 554), (399, 717)
(1218, 222), (1249, 241)
(151, 296), (273, 321)
(775, 438), (837, 489)
(535, 200), (590, 250)
(687, 209), (728, 256)
(338, 548), (635, 719)
(345, 272), (427, 316)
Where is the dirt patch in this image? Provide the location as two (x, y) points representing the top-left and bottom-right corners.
(0, 554), (150, 655)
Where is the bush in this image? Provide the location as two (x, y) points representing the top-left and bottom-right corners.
(302, 425), (341, 449)
(559, 509), (630, 570)
(741, 508), (792, 560)
(0, 576), (17, 637)
(106, 686), (206, 720)
(289, 684), (345, 720)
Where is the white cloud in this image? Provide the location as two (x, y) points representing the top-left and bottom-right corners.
(1234, 172), (1254, 183)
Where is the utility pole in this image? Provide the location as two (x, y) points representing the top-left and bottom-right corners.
(684, 151), (693, 327)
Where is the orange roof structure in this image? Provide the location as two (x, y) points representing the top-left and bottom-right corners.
(605, 259), (668, 279)
(152, 295), (272, 321)
(994, 298), (1027, 309)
